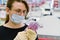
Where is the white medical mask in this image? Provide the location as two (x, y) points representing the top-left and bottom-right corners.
(10, 14), (25, 24)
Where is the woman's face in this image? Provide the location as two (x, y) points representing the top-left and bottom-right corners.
(8, 1), (27, 18)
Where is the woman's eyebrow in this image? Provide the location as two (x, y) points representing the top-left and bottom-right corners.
(16, 9), (26, 11)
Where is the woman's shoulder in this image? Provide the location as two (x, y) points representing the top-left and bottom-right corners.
(0, 25), (4, 29)
(0, 25), (5, 34)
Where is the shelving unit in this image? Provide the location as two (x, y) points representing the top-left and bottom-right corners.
(0, 0), (7, 25)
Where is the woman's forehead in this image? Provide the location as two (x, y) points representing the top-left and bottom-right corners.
(12, 1), (26, 10)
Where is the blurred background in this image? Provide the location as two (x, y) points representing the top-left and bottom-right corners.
(0, 0), (60, 40)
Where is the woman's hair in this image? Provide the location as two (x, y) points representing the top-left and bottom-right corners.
(5, 0), (29, 23)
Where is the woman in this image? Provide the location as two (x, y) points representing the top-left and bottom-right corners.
(0, 0), (38, 40)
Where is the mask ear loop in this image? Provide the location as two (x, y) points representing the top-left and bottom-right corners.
(10, 14), (15, 23)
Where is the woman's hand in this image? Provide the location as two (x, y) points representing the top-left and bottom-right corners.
(14, 29), (37, 40)
(26, 29), (37, 40)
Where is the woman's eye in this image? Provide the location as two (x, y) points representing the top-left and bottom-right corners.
(23, 10), (26, 14)
(17, 10), (21, 13)
(15, 9), (21, 13)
